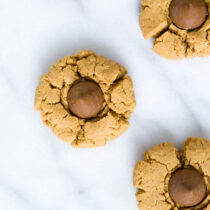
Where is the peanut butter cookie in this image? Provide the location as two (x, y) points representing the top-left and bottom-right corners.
(139, 0), (210, 59)
(35, 50), (136, 148)
(134, 137), (210, 209)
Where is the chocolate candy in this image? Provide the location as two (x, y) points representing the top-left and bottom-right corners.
(168, 168), (206, 207)
(67, 81), (104, 119)
(169, 0), (208, 30)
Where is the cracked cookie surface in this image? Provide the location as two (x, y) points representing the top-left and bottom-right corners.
(133, 137), (210, 209)
(35, 50), (136, 148)
(139, 0), (210, 59)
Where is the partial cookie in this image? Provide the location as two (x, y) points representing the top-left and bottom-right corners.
(139, 0), (210, 59)
(35, 50), (136, 148)
(133, 137), (210, 209)
(182, 137), (210, 176)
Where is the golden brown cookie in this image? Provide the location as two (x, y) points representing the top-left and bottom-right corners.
(139, 0), (210, 59)
(35, 50), (136, 148)
(133, 137), (210, 209)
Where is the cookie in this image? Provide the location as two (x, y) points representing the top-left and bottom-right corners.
(35, 50), (136, 148)
(133, 137), (210, 209)
(139, 0), (210, 59)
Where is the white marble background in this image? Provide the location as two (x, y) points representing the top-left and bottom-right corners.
(1, 0), (210, 210)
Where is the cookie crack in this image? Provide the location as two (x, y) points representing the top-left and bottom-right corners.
(141, 5), (150, 11)
(167, 28), (189, 56)
(74, 124), (84, 145)
(146, 156), (170, 172)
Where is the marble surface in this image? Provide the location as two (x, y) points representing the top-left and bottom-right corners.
(1, 0), (210, 210)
